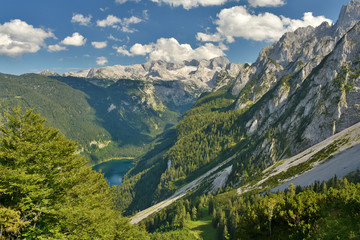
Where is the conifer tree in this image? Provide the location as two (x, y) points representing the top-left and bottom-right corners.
(0, 108), (148, 239)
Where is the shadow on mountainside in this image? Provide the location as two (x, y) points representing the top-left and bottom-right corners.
(54, 76), (154, 147)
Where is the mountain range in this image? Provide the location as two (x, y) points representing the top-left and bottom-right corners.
(0, 57), (240, 164)
(114, 0), (360, 215)
(0, 0), (359, 231)
(42, 57), (242, 90)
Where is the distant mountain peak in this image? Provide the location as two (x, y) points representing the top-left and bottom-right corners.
(39, 70), (59, 77)
(51, 57), (241, 90)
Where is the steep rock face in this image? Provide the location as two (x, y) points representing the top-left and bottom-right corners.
(232, 22), (337, 112)
(231, 1), (360, 112)
(335, 0), (360, 37)
(231, 1), (360, 167)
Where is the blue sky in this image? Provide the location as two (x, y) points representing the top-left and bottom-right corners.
(0, 0), (350, 75)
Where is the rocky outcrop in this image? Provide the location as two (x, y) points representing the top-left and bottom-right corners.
(334, 0), (360, 38)
(231, 0), (360, 168)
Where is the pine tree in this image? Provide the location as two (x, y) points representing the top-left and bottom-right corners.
(0, 108), (148, 239)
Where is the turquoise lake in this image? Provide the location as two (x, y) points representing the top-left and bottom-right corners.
(92, 159), (133, 187)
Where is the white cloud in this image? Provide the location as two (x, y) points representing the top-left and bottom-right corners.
(0, 19), (54, 57)
(113, 45), (132, 56)
(107, 104), (116, 112)
(151, 0), (229, 9)
(48, 44), (67, 52)
(97, 15), (143, 33)
(248, 0), (285, 8)
(97, 15), (122, 27)
(96, 56), (108, 65)
(142, 10), (150, 21)
(121, 16), (143, 33)
(115, 0), (140, 4)
(108, 34), (122, 42)
(214, 6), (284, 42)
(115, 37), (225, 63)
(196, 32), (224, 42)
(92, 41), (107, 49)
(71, 14), (92, 26)
(282, 12), (332, 32)
(197, 6), (332, 43)
(129, 43), (153, 55)
(61, 32), (87, 46)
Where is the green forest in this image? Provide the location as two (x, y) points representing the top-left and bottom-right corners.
(0, 73), (188, 166)
(142, 174), (360, 240)
(1, 108), (359, 240)
(0, 108), (148, 239)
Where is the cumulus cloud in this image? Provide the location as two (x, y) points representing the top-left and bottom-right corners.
(61, 32), (87, 46)
(114, 45), (132, 56)
(151, 0), (229, 9)
(122, 16), (143, 33)
(0, 19), (54, 57)
(196, 32), (224, 42)
(92, 41), (107, 49)
(71, 14), (92, 26)
(97, 15), (121, 27)
(197, 6), (332, 43)
(114, 37), (225, 63)
(282, 12), (332, 32)
(248, 0), (285, 8)
(97, 15), (143, 33)
(96, 56), (108, 65)
(48, 44), (67, 52)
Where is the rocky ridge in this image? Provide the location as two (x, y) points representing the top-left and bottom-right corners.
(42, 57), (242, 91)
(228, 0), (360, 168)
(125, 1), (360, 219)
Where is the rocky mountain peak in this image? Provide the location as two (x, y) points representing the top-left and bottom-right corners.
(209, 56), (230, 69)
(228, 0), (360, 170)
(51, 57), (241, 91)
(39, 70), (60, 77)
(334, 0), (360, 36)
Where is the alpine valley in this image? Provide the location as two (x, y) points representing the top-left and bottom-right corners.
(1, 57), (241, 164)
(1, 1), (360, 239)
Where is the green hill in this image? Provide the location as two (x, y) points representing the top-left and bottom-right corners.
(0, 73), (188, 165)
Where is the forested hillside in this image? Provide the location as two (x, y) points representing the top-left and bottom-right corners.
(0, 73), (109, 148)
(0, 73), (199, 165)
(1, 109), (358, 239)
(115, 1), (360, 217)
(0, 109), (148, 239)
(141, 174), (360, 240)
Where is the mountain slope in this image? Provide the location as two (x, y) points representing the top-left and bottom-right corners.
(130, 120), (360, 224)
(0, 73), (190, 164)
(2, 57), (240, 165)
(117, 0), (360, 216)
(0, 73), (110, 148)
